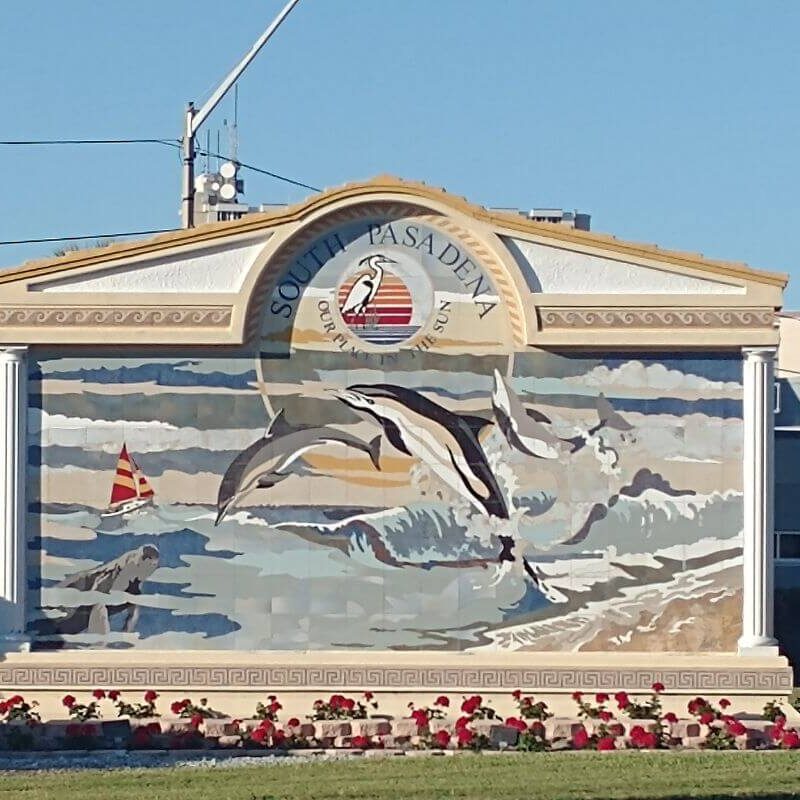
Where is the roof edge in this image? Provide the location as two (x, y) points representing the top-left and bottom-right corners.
(0, 175), (789, 288)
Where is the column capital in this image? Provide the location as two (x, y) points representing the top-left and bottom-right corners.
(742, 346), (777, 361)
(0, 347), (28, 362)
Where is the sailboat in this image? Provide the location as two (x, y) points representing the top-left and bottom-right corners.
(101, 443), (155, 518)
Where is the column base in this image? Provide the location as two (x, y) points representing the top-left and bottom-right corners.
(738, 635), (780, 657)
(0, 634), (30, 653)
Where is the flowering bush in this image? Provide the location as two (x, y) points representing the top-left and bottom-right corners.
(511, 690), (552, 722)
(572, 692), (617, 721)
(254, 695), (283, 722)
(114, 690), (160, 719)
(245, 718), (309, 749)
(309, 692), (377, 721)
(0, 694), (40, 724)
(614, 683), (664, 719)
(170, 697), (226, 723)
(515, 719), (549, 752)
(571, 723), (616, 751)
(454, 715), (490, 751)
(408, 695), (450, 731)
(62, 693), (101, 722)
(459, 695), (497, 720)
(628, 723), (663, 750)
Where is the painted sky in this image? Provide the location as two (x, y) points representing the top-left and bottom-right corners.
(2, 1), (798, 303)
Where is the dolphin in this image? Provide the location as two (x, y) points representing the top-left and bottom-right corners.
(333, 383), (508, 520)
(491, 370), (581, 459)
(215, 410), (382, 525)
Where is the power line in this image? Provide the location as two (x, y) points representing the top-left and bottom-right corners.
(196, 148), (320, 192)
(0, 228), (179, 246)
(0, 138), (180, 147)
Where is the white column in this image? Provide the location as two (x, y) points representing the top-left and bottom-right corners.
(0, 347), (29, 650)
(738, 346), (779, 655)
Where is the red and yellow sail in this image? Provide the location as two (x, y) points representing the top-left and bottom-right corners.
(109, 444), (154, 508)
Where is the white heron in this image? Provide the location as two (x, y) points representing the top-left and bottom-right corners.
(340, 254), (396, 321)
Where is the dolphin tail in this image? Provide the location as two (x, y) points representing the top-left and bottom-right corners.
(367, 435), (382, 471)
(214, 507), (225, 527)
(562, 434), (586, 453)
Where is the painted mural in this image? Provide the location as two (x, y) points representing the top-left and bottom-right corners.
(27, 214), (744, 651)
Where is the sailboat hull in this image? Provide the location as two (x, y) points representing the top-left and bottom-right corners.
(101, 498), (153, 518)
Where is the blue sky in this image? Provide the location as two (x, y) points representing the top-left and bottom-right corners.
(3, 1), (799, 304)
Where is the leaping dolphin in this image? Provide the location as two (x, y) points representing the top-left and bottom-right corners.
(333, 383), (508, 521)
(491, 370), (581, 459)
(215, 410), (382, 525)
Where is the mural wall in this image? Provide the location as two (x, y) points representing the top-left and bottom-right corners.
(26, 214), (744, 652)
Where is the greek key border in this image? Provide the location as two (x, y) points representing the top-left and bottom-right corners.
(0, 665), (791, 693)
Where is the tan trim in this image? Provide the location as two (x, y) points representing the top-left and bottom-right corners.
(0, 176), (788, 288)
(538, 308), (775, 330)
(0, 305), (232, 328)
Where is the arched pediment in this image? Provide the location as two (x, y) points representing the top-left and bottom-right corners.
(0, 175), (785, 347)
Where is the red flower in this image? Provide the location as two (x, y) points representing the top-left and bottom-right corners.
(272, 729), (287, 745)
(726, 719), (747, 737)
(613, 691), (629, 705)
(598, 710), (613, 722)
(0, 702), (8, 715)
(455, 716), (471, 732)
(62, 694), (76, 709)
(8, 695), (24, 706)
(269, 701), (282, 714)
(571, 726), (589, 750)
(329, 694), (344, 708)
(342, 698), (355, 712)
(782, 730), (800, 749)
(259, 719), (274, 731)
(92, 689), (105, 700)
(108, 690), (120, 701)
(411, 709), (429, 729)
(571, 691), (583, 702)
(144, 690), (158, 703)
(190, 713), (203, 729)
(639, 732), (658, 749)
(629, 725), (645, 743)
(351, 735), (370, 749)
(268, 695), (277, 701)
(595, 693), (610, 704)
(662, 712), (678, 724)
(609, 723), (625, 737)
(511, 690), (522, 700)
(457, 728), (474, 747)
(530, 721), (546, 736)
(504, 717), (527, 732)
(597, 735), (615, 751)
(461, 696), (481, 715)
(687, 697), (706, 715)
(364, 691), (374, 701)
(433, 729), (451, 748)
(287, 718), (300, 728)
(170, 701), (186, 715)
(434, 695), (450, 707)
(699, 711), (715, 725)
(651, 682), (665, 694)
(250, 727), (268, 744)
(719, 698), (731, 709)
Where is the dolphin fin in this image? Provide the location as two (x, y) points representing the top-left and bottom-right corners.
(367, 435), (382, 471)
(460, 414), (493, 437)
(265, 408), (293, 437)
(383, 420), (411, 456)
(525, 407), (552, 424)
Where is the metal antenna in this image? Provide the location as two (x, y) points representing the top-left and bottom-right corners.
(180, 0), (302, 228)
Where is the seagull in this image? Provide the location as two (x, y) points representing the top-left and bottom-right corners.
(588, 392), (635, 436)
(340, 254), (396, 321)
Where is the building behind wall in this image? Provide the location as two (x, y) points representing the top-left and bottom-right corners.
(0, 176), (791, 714)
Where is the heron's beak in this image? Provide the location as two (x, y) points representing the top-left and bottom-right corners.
(214, 504), (229, 527)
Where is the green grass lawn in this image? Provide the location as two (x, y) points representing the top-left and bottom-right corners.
(2, 752), (800, 800)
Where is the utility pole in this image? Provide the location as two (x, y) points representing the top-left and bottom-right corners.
(180, 0), (302, 229)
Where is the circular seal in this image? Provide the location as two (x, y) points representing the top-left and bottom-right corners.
(336, 252), (434, 348)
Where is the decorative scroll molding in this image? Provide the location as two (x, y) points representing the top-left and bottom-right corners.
(0, 306), (232, 327)
(539, 308), (775, 330)
(0, 665), (791, 693)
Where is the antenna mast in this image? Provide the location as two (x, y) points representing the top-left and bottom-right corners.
(180, 0), (302, 229)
